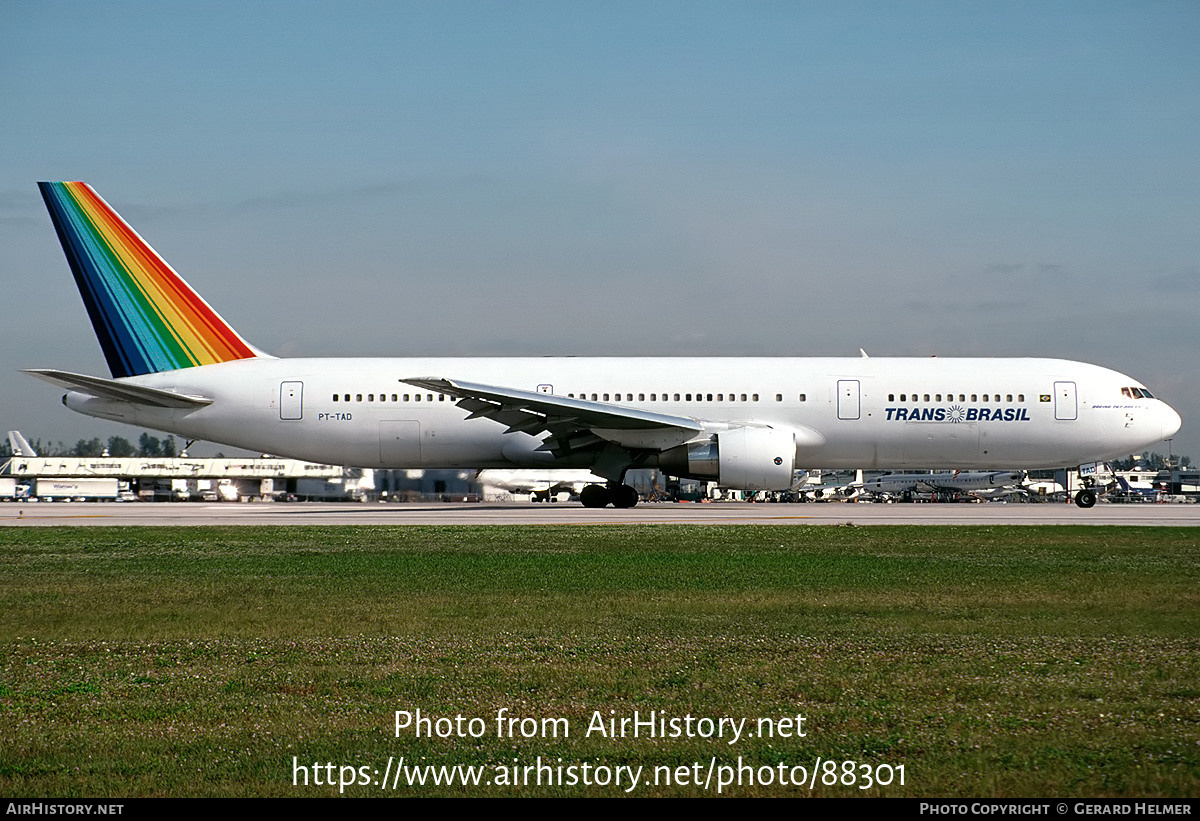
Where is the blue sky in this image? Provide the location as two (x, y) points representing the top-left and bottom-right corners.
(2, 1), (1197, 459)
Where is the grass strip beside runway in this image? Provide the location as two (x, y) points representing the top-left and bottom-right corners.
(1, 525), (1196, 796)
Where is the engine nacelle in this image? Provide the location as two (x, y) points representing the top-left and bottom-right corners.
(658, 427), (797, 491)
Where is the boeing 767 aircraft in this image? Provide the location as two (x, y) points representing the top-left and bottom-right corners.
(26, 182), (1181, 508)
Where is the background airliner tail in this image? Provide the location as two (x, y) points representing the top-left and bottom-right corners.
(38, 181), (266, 378)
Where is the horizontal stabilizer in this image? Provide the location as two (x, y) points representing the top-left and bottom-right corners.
(23, 369), (213, 408)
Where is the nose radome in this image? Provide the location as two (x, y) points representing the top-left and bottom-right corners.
(1161, 403), (1182, 440)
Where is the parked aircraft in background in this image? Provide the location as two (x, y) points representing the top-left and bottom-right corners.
(799, 469), (862, 501)
(26, 182), (1182, 508)
(860, 470), (1026, 501)
(1110, 472), (1165, 502)
(477, 469), (606, 502)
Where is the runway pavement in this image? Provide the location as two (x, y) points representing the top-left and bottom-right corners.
(2, 500), (1198, 526)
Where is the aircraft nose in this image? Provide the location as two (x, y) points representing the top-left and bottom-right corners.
(1161, 403), (1182, 440)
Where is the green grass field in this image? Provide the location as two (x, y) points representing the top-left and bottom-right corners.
(1, 525), (1196, 797)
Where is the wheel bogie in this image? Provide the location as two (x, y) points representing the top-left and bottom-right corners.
(579, 483), (639, 508)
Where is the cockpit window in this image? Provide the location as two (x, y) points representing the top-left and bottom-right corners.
(1122, 387), (1132, 398)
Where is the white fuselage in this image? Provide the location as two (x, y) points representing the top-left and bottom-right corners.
(62, 356), (1181, 472)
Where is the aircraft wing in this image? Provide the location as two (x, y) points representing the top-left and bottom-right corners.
(401, 376), (705, 453)
(23, 369), (213, 408)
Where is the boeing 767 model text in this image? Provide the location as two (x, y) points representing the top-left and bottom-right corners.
(27, 182), (1182, 508)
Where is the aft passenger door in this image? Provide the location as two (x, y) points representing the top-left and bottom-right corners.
(280, 381), (303, 420)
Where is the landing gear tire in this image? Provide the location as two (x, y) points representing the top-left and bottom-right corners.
(1075, 489), (1097, 509)
(580, 484), (611, 508)
(611, 484), (640, 509)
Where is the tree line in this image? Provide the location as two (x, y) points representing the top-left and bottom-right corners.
(0, 433), (178, 459)
(1109, 451), (1191, 471)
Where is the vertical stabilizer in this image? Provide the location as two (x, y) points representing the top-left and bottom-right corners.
(38, 182), (263, 378)
(7, 431), (37, 457)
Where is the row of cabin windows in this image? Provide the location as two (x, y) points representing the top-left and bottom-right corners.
(888, 393), (1026, 403)
(568, 393), (808, 403)
(332, 392), (811, 404)
(333, 393), (446, 403)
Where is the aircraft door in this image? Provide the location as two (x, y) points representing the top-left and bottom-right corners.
(837, 380), (861, 420)
(280, 381), (303, 420)
(1054, 381), (1077, 421)
(380, 420), (422, 466)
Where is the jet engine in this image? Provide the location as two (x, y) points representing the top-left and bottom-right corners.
(658, 426), (796, 491)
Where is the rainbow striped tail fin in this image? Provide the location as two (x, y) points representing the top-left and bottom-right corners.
(38, 182), (265, 378)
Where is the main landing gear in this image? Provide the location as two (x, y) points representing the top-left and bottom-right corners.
(579, 483), (640, 509)
(1074, 489), (1097, 508)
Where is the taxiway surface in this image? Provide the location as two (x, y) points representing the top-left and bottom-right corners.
(2, 501), (1198, 526)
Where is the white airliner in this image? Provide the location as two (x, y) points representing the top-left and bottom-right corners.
(799, 469), (862, 501)
(860, 470), (1026, 500)
(26, 183), (1182, 509)
(477, 469), (607, 502)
